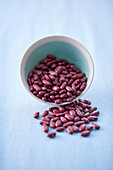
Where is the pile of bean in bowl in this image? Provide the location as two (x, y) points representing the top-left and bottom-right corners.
(34, 98), (100, 138)
(27, 55), (87, 104)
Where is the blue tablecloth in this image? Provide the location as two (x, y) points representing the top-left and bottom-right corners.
(0, 0), (113, 170)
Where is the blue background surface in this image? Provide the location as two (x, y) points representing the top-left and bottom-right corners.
(0, 0), (113, 170)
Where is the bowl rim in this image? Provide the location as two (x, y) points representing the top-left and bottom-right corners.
(20, 35), (94, 105)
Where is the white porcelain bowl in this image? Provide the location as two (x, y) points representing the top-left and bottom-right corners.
(20, 35), (94, 105)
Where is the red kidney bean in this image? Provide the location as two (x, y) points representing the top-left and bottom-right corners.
(49, 107), (58, 111)
(55, 99), (62, 104)
(68, 79), (74, 85)
(67, 96), (76, 102)
(72, 79), (80, 86)
(84, 112), (90, 117)
(53, 109), (60, 113)
(72, 125), (79, 132)
(66, 73), (72, 78)
(33, 84), (41, 91)
(52, 86), (59, 91)
(49, 71), (57, 76)
(48, 98), (52, 102)
(38, 91), (46, 96)
(42, 80), (52, 86)
(76, 108), (84, 117)
(35, 64), (44, 69)
(42, 97), (47, 101)
(55, 66), (62, 74)
(51, 63), (56, 68)
(65, 114), (74, 120)
(79, 124), (86, 131)
(47, 132), (56, 138)
(66, 86), (73, 92)
(50, 95), (55, 100)
(67, 92), (72, 97)
(33, 91), (38, 95)
(76, 90), (81, 96)
(47, 55), (56, 59)
(69, 110), (76, 117)
(89, 107), (97, 113)
(62, 71), (68, 74)
(75, 105), (83, 112)
(55, 95), (60, 98)
(42, 86), (47, 91)
(91, 111), (100, 116)
(76, 83), (81, 90)
(55, 127), (65, 132)
(29, 85), (34, 92)
(59, 89), (66, 94)
(34, 70), (42, 75)
(88, 116), (98, 121)
(70, 71), (76, 75)
(80, 130), (90, 137)
(74, 116), (80, 122)
(60, 116), (68, 123)
(66, 126), (74, 134)
(45, 115), (54, 119)
(44, 74), (52, 82)
(63, 121), (74, 128)
(84, 108), (89, 113)
(74, 121), (85, 126)
(44, 93), (49, 98)
(42, 66), (48, 70)
(49, 74), (56, 80)
(86, 104), (91, 109)
(59, 106), (65, 112)
(40, 58), (52, 64)
(70, 65), (78, 71)
(39, 121), (50, 126)
(50, 91), (57, 95)
(55, 120), (62, 127)
(86, 125), (93, 131)
(50, 112), (56, 116)
(31, 78), (34, 83)
(60, 82), (67, 89)
(43, 125), (49, 133)
(81, 117), (89, 123)
(28, 71), (33, 78)
(42, 117), (50, 122)
(56, 113), (65, 116)
(92, 122), (100, 129)
(51, 117), (60, 122)
(37, 94), (42, 98)
(72, 84), (76, 92)
(84, 99), (91, 105)
(50, 122), (56, 128)
(60, 93), (67, 98)
(78, 102), (87, 109)
(34, 112), (39, 119)
(72, 73), (84, 79)
(27, 78), (31, 86)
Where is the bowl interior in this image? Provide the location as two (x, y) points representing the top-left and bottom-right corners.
(25, 41), (89, 81)
(21, 38), (94, 105)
